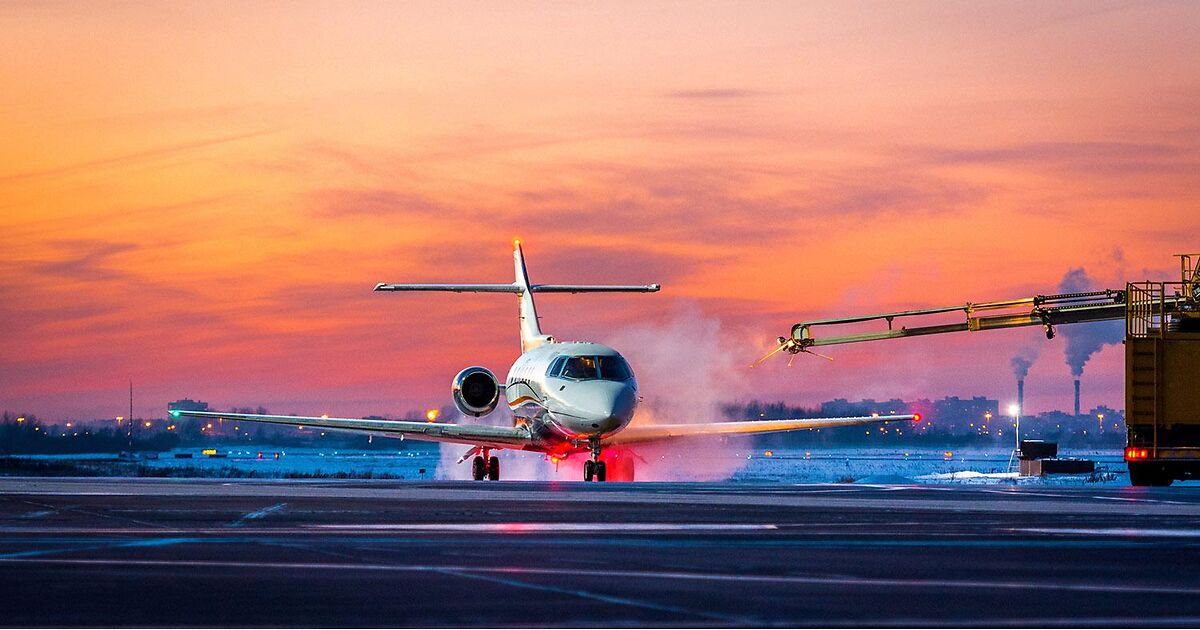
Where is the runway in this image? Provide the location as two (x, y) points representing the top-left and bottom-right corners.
(3, 479), (1200, 627)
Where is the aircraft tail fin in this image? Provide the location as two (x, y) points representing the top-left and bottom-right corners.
(511, 239), (549, 351)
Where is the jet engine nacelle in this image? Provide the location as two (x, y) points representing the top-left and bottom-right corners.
(452, 366), (500, 417)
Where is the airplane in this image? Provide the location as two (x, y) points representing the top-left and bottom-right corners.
(171, 240), (918, 481)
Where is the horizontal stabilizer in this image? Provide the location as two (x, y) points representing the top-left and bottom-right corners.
(374, 283), (521, 293)
(373, 283), (660, 293)
(531, 284), (660, 293)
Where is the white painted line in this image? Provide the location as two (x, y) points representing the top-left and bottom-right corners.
(308, 523), (778, 532)
(229, 502), (287, 527)
(2, 558), (1197, 596)
(1013, 527), (1200, 538)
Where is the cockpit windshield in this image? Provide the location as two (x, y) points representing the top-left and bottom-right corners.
(550, 355), (634, 381)
(561, 356), (598, 379)
(597, 356), (633, 381)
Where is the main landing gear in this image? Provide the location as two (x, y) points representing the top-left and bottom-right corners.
(471, 448), (500, 481)
(584, 437), (607, 482)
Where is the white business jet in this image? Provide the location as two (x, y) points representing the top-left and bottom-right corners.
(172, 240), (916, 481)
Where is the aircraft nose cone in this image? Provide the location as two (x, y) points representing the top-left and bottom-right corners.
(572, 382), (637, 433)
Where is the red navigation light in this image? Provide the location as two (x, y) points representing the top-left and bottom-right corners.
(1125, 447), (1150, 461)
(912, 413), (922, 423)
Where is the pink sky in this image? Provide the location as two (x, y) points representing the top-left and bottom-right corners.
(2, 1), (1198, 420)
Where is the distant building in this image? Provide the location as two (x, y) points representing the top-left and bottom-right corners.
(167, 398), (208, 412)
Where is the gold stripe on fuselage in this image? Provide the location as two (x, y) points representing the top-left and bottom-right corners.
(508, 395), (540, 407)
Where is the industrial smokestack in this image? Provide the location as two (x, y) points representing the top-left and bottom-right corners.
(1018, 379), (1024, 422)
(1074, 379), (1081, 416)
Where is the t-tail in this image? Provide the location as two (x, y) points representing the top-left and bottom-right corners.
(374, 239), (661, 352)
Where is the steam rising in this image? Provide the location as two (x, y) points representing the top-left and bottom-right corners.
(435, 306), (754, 481)
(602, 306), (754, 481)
(1058, 268), (1123, 377)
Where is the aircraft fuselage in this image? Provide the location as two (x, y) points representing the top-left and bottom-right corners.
(505, 341), (638, 454)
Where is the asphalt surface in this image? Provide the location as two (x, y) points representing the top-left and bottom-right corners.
(3, 478), (1200, 627)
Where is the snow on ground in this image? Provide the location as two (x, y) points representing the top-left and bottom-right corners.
(12, 445), (1155, 485)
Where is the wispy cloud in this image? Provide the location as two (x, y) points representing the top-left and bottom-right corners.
(0, 128), (282, 183)
(661, 88), (766, 100)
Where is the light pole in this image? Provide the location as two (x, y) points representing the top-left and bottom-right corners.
(1006, 403), (1021, 473)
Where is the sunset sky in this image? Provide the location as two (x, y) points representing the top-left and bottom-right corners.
(3, 1), (1198, 421)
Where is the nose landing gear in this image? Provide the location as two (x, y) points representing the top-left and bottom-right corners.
(471, 448), (501, 481)
(584, 437), (607, 482)
(584, 459), (607, 482)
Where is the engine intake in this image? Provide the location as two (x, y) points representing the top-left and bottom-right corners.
(452, 366), (500, 417)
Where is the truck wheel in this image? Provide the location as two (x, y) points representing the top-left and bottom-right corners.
(1129, 463), (1172, 487)
(1129, 463), (1154, 486)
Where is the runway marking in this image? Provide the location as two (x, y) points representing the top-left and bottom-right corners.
(1012, 527), (1200, 538)
(808, 616), (1200, 628)
(4, 557), (1200, 596)
(8, 480), (1200, 517)
(0, 536), (195, 560)
(17, 510), (56, 519)
(308, 523), (778, 533)
(229, 502), (287, 527)
(433, 568), (758, 625)
(1088, 495), (1190, 505)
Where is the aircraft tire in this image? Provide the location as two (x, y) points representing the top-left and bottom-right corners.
(472, 456), (486, 480)
(596, 461), (607, 482)
(487, 456), (500, 481)
(584, 460), (595, 482)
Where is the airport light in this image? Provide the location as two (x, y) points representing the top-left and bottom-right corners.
(16, 417), (24, 423)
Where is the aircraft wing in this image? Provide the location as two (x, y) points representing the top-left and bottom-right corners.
(169, 410), (533, 450)
(602, 414), (917, 446)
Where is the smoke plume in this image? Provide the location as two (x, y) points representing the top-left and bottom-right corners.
(1058, 268), (1124, 377)
(1010, 346), (1038, 380)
